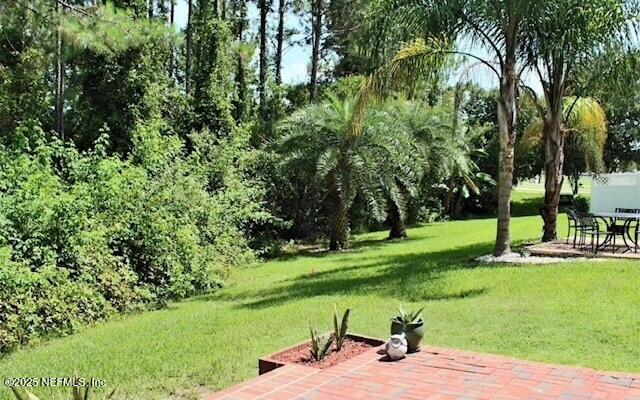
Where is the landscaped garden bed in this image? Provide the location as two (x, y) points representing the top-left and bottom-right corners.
(259, 333), (385, 374)
(258, 305), (426, 374)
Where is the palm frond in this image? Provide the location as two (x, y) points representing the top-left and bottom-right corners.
(349, 37), (452, 138)
(522, 96), (607, 172)
(521, 119), (544, 150)
(316, 149), (340, 180)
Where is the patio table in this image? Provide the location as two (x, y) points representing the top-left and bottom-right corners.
(592, 212), (640, 252)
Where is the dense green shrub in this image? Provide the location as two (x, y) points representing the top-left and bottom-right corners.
(572, 195), (590, 212)
(0, 253), (112, 351)
(0, 124), (268, 353)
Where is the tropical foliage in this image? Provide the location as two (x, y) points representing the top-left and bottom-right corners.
(0, 0), (638, 359)
(276, 94), (424, 249)
(521, 0), (632, 241)
(333, 306), (351, 351)
(522, 97), (608, 193)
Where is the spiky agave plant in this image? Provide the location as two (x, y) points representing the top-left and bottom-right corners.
(394, 304), (425, 325)
(309, 325), (334, 361)
(333, 305), (351, 351)
(10, 388), (40, 400)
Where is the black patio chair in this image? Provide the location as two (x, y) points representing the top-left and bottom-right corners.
(616, 208), (640, 253)
(566, 209), (579, 247)
(575, 212), (600, 254)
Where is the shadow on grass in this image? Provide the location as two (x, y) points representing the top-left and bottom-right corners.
(263, 230), (433, 263)
(206, 238), (502, 309)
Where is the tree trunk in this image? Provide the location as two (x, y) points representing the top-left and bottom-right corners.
(234, 0), (246, 121)
(388, 201), (406, 239)
(444, 177), (455, 217)
(186, 0), (194, 94)
(221, 0), (226, 19)
(148, 0), (154, 18)
(55, 0), (65, 141)
(309, 0), (322, 100)
(494, 63), (517, 256)
(572, 173), (579, 195)
(258, 0), (268, 115)
(541, 117), (565, 242)
(275, 0), (285, 85)
(445, 86), (463, 218)
(329, 195), (349, 250)
(169, 0), (175, 77)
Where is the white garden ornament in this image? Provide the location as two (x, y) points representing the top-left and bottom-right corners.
(385, 333), (408, 360)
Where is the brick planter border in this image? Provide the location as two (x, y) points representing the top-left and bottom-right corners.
(258, 333), (385, 375)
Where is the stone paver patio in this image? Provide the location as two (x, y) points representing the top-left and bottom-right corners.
(526, 241), (640, 260)
(205, 345), (640, 400)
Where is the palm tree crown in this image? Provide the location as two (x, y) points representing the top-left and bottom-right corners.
(522, 97), (607, 171)
(277, 93), (424, 249)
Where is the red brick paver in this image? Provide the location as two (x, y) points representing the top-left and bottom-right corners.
(205, 346), (640, 399)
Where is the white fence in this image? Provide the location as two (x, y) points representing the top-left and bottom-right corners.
(590, 173), (640, 213)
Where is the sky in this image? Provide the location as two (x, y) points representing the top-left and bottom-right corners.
(172, 1), (542, 92)
(173, 0), (311, 84)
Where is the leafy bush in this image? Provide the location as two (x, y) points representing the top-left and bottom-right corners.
(0, 251), (113, 351)
(572, 195), (590, 212)
(0, 124), (269, 353)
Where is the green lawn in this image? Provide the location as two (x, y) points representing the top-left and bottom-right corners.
(1, 214), (639, 400)
(514, 176), (592, 195)
(511, 177), (591, 217)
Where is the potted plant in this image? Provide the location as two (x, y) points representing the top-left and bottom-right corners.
(390, 305), (425, 353)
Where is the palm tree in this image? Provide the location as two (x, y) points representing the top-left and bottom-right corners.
(520, 0), (630, 241)
(351, 0), (535, 255)
(277, 93), (423, 250)
(522, 96), (607, 207)
(390, 92), (494, 219)
(367, 102), (426, 239)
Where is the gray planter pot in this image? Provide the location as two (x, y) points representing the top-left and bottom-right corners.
(390, 318), (424, 353)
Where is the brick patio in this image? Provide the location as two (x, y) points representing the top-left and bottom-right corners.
(205, 345), (640, 400)
(526, 241), (640, 260)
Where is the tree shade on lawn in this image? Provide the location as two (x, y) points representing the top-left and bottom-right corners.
(1, 214), (639, 399)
